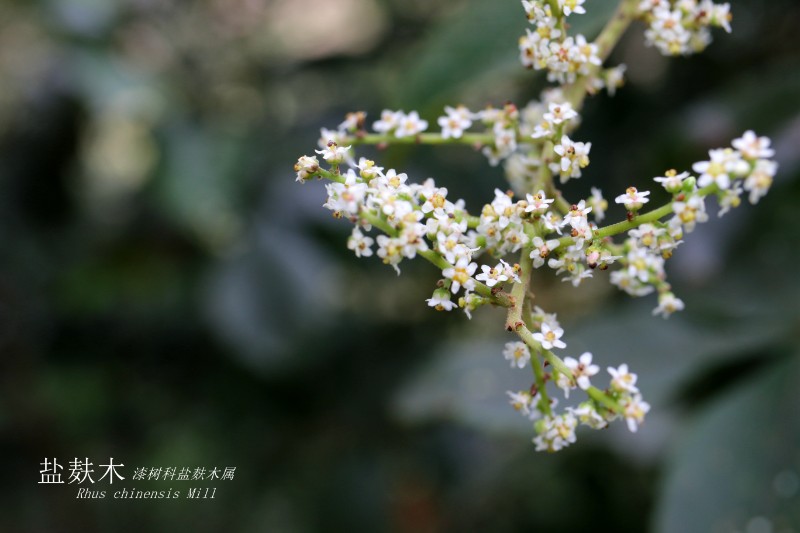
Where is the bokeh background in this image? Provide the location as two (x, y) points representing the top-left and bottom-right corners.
(2, 0), (800, 531)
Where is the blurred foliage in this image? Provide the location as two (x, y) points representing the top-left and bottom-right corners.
(0, 0), (799, 531)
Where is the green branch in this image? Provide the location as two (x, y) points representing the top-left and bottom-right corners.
(554, 183), (719, 249)
(587, 386), (624, 415)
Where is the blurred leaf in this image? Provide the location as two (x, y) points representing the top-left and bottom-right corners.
(392, 335), (535, 434)
(47, 0), (118, 37)
(158, 124), (245, 247)
(566, 298), (789, 406)
(396, 0), (617, 109)
(653, 354), (800, 533)
(393, 290), (790, 437)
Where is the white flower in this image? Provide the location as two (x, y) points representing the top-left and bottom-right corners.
(323, 171), (368, 217)
(623, 244), (664, 284)
(588, 187), (607, 222)
(628, 223), (666, 250)
(376, 235), (404, 274)
(652, 292), (685, 318)
(437, 105), (473, 139)
(500, 259), (522, 283)
(732, 130), (774, 160)
(570, 403), (607, 429)
(610, 269), (653, 297)
(338, 111), (365, 132)
(548, 244), (593, 287)
(356, 158), (384, 180)
(395, 110), (428, 138)
(398, 223), (429, 259)
(534, 413), (577, 452)
(743, 159), (777, 204)
(532, 322), (566, 350)
(476, 263), (510, 287)
(615, 186), (650, 210)
(347, 227), (374, 258)
(507, 390), (534, 416)
(672, 194), (708, 232)
(420, 186), (454, 218)
(623, 394), (651, 433)
(503, 341), (531, 369)
(373, 109), (402, 133)
(570, 34), (601, 68)
(318, 127), (345, 149)
(562, 199), (592, 229)
(315, 141), (351, 163)
(717, 184), (743, 217)
(586, 249), (623, 269)
(521, 0), (539, 21)
(565, 352), (599, 390)
(492, 124), (518, 159)
(542, 211), (563, 234)
(556, 371), (576, 398)
(553, 135), (591, 181)
(608, 364), (639, 394)
(570, 223), (593, 251)
(653, 169), (689, 193)
(637, 0), (662, 12)
(693, 148), (733, 189)
(564, 268), (593, 287)
(382, 168), (409, 190)
(604, 64), (627, 96)
(532, 305), (561, 331)
(543, 101), (578, 126)
(442, 256), (478, 294)
(644, 8), (692, 56)
(294, 155), (319, 183)
(709, 2), (732, 33)
(530, 236), (561, 268)
(426, 288), (456, 311)
(436, 232), (469, 265)
(558, 0), (586, 16)
(524, 190), (555, 215)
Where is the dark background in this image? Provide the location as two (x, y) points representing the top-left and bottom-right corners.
(1, 0), (799, 531)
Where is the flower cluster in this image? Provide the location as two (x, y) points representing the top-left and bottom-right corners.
(638, 0), (732, 56)
(296, 123), (776, 448)
(373, 109), (429, 138)
(293, 0), (776, 452)
(519, 1), (601, 84)
(609, 131), (777, 315)
(504, 309), (649, 452)
(307, 152), (526, 317)
(301, 122), (777, 319)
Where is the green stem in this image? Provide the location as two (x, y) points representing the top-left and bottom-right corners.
(531, 351), (552, 417)
(533, 140), (555, 194)
(360, 209), (397, 236)
(555, 183), (719, 249)
(587, 386), (624, 415)
(505, 245), (534, 330)
(523, 300), (552, 416)
(316, 167), (347, 184)
(517, 325), (575, 386)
